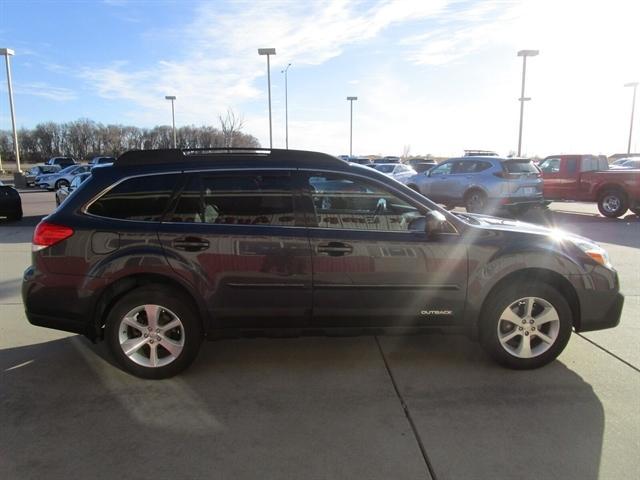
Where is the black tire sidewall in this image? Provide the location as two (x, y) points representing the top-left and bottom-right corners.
(105, 286), (203, 379)
(480, 283), (572, 369)
(597, 190), (628, 218)
(465, 190), (487, 213)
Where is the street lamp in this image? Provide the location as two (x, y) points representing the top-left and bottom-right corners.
(1, 48), (21, 172)
(624, 82), (638, 154)
(281, 63), (291, 149)
(258, 48), (276, 148)
(347, 96), (358, 157)
(516, 49), (539, 157)
(165, 95), (177, 148)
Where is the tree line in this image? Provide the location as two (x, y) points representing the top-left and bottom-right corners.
(0, 112), (260, 164)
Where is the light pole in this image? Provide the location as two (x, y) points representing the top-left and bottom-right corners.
(1, 48), (21, 172)
(347, 96), (357, 157)
(165, 95), (177, 148)
(281, 63), (291, 149)
(516, 49), (539, 157)
(624, 82), (638, 154)
(258, 48), (276, 148)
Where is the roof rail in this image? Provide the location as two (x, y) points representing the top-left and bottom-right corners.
(114, 147), (347, 167)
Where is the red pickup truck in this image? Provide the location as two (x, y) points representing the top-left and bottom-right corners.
(539, 154), (640, 218)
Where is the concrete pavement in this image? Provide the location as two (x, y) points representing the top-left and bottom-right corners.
(1, 193), (638, 479)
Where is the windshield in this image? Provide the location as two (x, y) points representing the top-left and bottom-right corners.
(504, 160), (538, 173)
(374, 165), (395, 173)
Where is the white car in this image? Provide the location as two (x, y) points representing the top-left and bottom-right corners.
(372, 163), (417, 182)
(36, 164), (91, 190)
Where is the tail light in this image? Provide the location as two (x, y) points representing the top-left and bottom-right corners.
(33, 221), (74, 252)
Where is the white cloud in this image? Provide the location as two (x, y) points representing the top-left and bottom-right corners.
(6, 82), (77, 101)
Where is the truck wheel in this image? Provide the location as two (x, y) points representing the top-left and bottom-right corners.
(480, 282), (572, 369)
(597, 189), (628, 218)
(465, 189), (487, 214)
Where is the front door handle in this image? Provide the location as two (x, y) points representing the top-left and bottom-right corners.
(317, 242), (353, 257)
(172, 236), (210, 252)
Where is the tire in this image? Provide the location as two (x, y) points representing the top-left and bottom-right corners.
(464, 189), (487, 214)
(408, 185), (420, 193)
(105, 285), (203, 379)
(8, 206), (23, 222)
(597, 189), (628, 218)
(55, 179), (69, 190)
(480, 282), (572, 369)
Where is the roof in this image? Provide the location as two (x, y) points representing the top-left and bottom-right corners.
(114, 148), (348, 169)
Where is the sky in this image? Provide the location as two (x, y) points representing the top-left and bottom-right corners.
(0, 0), (639, 158)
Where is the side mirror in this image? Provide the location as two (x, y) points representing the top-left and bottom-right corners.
(424, 210), (447, 237)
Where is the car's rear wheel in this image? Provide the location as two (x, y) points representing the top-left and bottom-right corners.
(464, 189), (487, 214)
(105, 286), (203, 379)
(597, 189), (628, 218)
(55, 179), (69, 190)
(480, 282), (572, 369)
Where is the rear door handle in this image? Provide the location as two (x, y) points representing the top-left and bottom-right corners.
(172, 236), (210, 252)
(317, 242), (353, 257)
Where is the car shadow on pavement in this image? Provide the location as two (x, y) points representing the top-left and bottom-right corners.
(0, 334), (605, 480)
(378, 334), (606, 480)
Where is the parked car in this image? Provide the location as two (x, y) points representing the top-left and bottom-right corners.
(372, 162), (417, 182)
(23, 148), (623, 379)
(348, 156), (373, 165)
(55, 172), (90, 206)
(539, 154), (640, 217)
(35, 164), (91, 191)
(407, 158), (437, 173)
(45, 156), (77, 169)
(609, 159), (640, 170)
(406, 156), (544, 214)
(25, 165), (61, 186)
(377, 156), (401, 163)
(89, 156), (116, 166)
(464, 150), (499, 157)
(0, 180), (22, 221)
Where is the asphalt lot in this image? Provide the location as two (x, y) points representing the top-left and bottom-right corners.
(1, 190), (639, 480)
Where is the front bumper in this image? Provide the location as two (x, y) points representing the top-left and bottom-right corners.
(575, 290), (624, 332)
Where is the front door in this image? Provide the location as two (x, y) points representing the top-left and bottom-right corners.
(158, 170), (312, 329)
(300, 171), (467, 328)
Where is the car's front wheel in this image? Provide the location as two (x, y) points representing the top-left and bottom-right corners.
(105, 286), (203, 379)
(480, 282), (572, 369)
(55, 179), (70, 190)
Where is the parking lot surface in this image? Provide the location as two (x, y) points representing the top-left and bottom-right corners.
(1, 191), (639, 479)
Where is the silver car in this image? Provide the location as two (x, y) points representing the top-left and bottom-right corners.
(372, 163), (417, 182)
(36, 164), (91, 191)
(404, 156), (544, 213)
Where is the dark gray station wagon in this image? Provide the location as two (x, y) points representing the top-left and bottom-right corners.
(22, 148), (623, 378)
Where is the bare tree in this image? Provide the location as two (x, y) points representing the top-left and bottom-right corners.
(218, 108), (245, 148)
(402, 144), (411, 161)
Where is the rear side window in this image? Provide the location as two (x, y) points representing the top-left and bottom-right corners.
(87, 174), (179, 221)
(504, 160), (538, 173)
(170, 173), (296, 226)
(566, 158), (577, 173)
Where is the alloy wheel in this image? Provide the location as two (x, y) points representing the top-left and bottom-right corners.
(118, 304), (185, 368)
(496, 297), (560, 358)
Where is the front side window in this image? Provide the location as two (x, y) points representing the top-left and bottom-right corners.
(429, 162), (453, 176)
(87, 174), (179, 221)
(539, 158), (560, 173)
(170, 173), (296, 226)
(305, 173), (423, 232)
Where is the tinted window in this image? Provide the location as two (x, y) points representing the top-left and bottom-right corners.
(170, 173), (296, 226)
(504, 160), (538, 173)
(87, 174), (179, 221)
(566, 158), (577, 173)
(580, 156), (598, 172)
(305, 173), (423, 231)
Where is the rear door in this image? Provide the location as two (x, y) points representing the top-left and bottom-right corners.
(158, 170), (313, 329)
